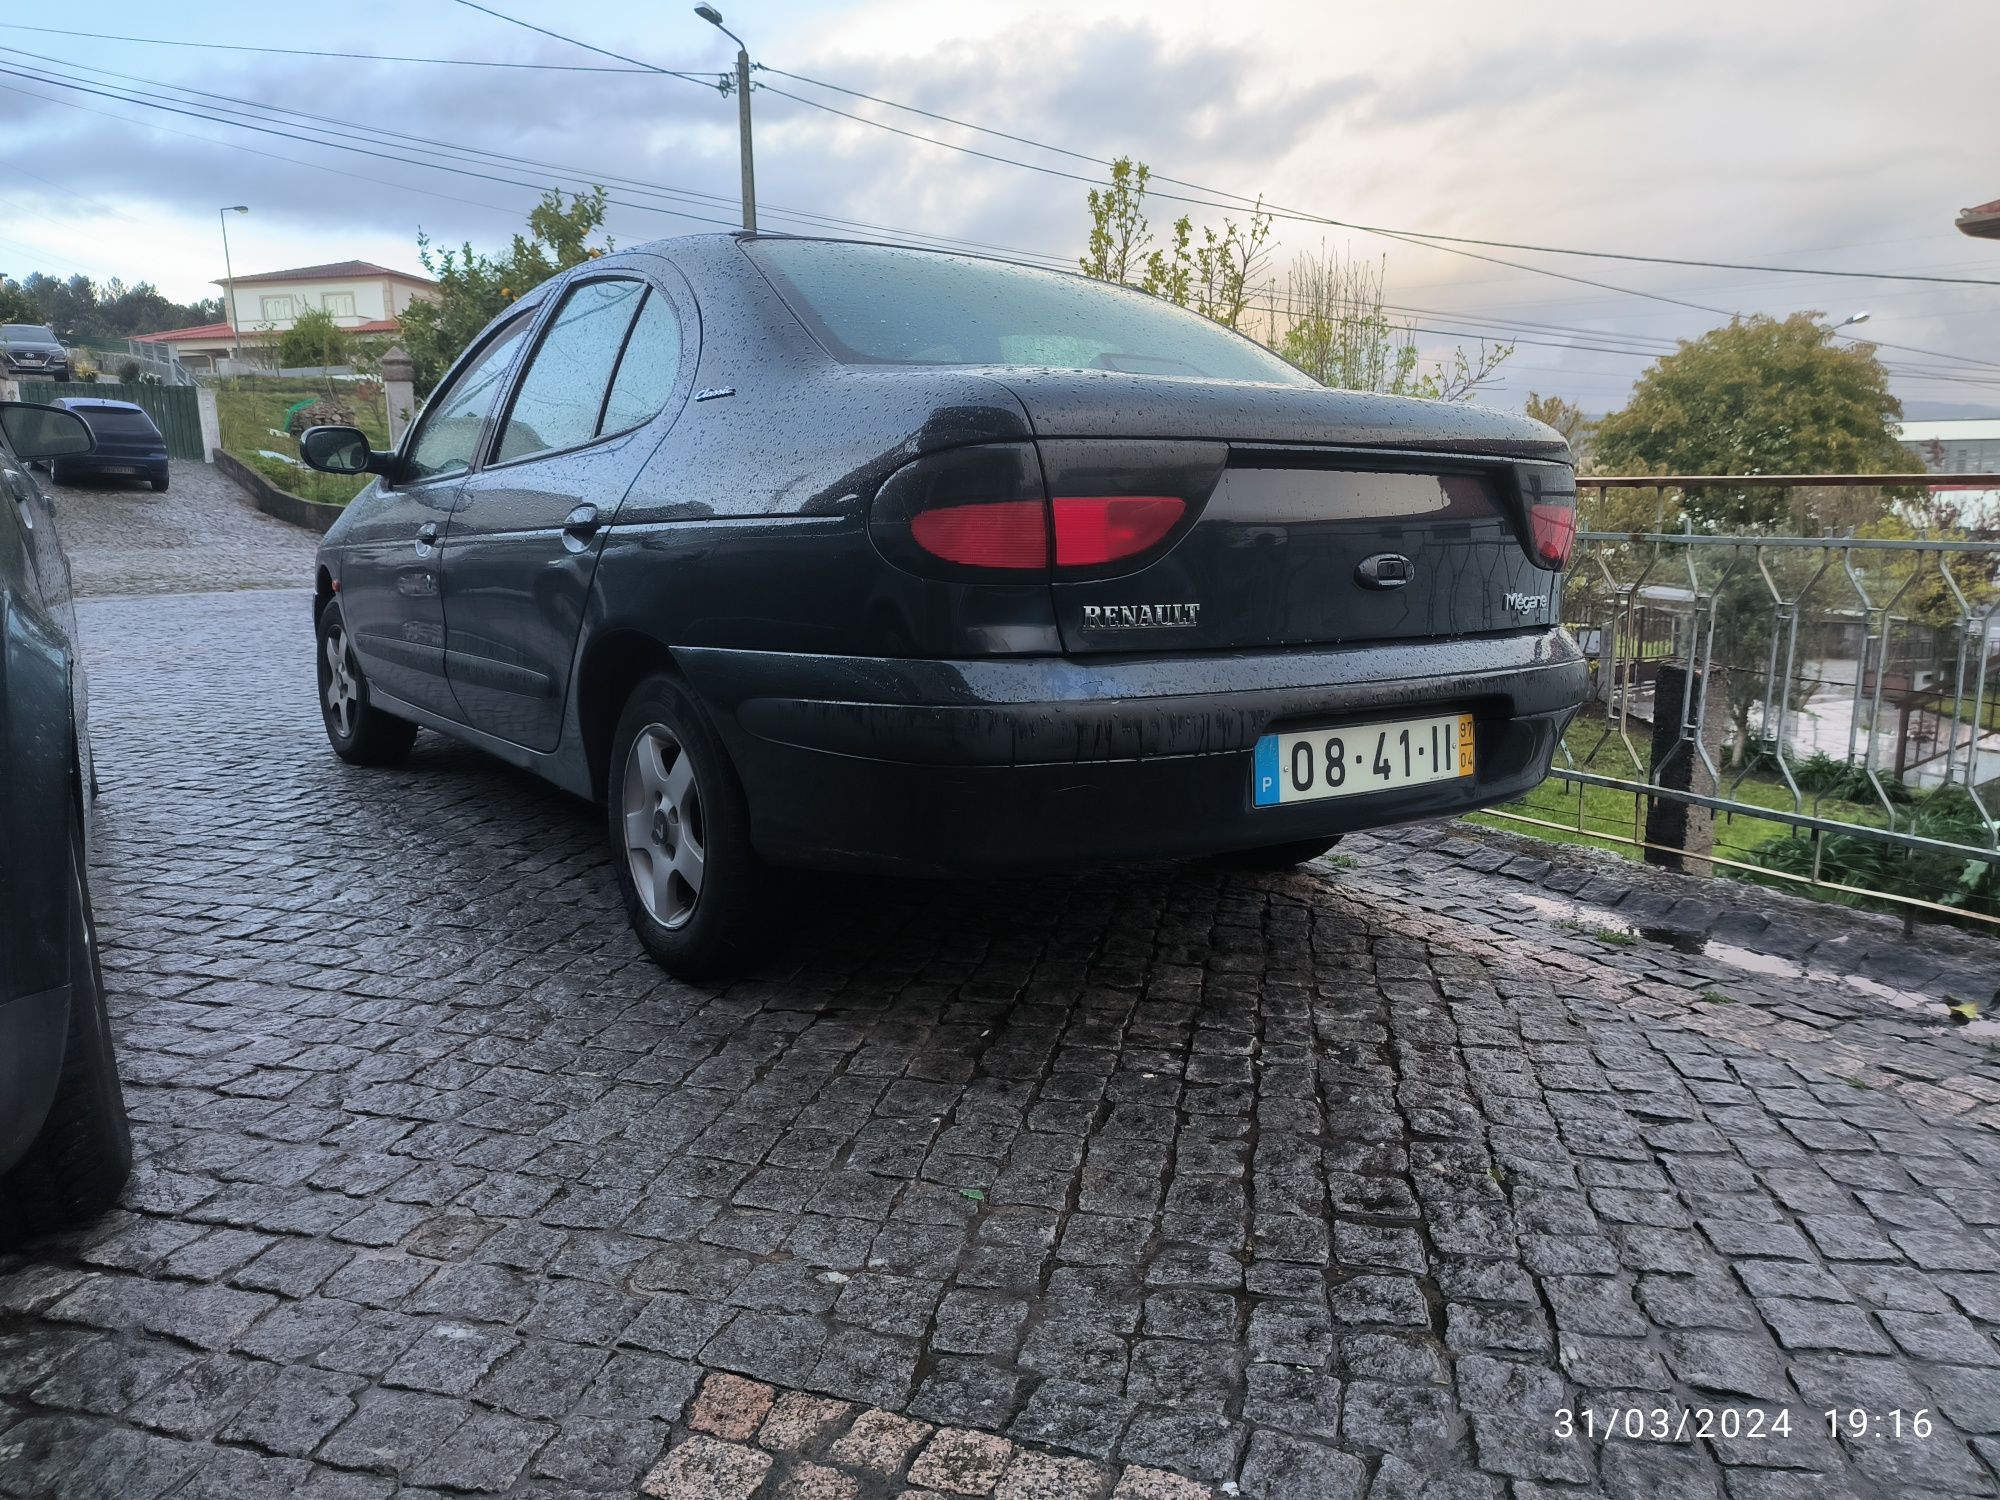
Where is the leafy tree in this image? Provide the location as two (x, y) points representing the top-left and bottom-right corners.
(1079, 159), (1273, 333)
(277, 306), (349, 371)
(1524, 392), (1594, 467)
(1079, 159), (1154, 285)
(1593, 314), (1913, 531)
(0, 271), (216, 340)
(399, 187), (611, 394)
(1274, 246), (1511, 402)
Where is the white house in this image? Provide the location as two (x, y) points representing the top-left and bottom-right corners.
(133, 259), (437, 371)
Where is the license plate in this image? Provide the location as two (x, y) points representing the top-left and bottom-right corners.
(1253, 711), (1474, 806)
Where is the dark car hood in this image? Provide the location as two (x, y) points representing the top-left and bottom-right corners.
(975, 368), (1569, 460)
(3, 337), (63, 353)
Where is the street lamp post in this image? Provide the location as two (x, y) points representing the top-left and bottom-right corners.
(694, 6), (755, 233)
(1827, 312), (1871, 334)
(219, 205), (249, 366)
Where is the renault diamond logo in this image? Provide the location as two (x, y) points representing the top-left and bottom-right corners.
(1081, 602), (1200, 629)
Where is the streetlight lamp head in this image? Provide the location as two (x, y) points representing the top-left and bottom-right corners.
(1846, 311), (1871, 326)
(224, 205), (248, 213)
(694, 5), (723, 24)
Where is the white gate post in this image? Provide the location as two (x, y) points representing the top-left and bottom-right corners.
(381, 347), (417, 449)
(195, 385), (222, 462)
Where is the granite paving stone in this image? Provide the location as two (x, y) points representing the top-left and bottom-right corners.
(0, 497), (1997, 1498)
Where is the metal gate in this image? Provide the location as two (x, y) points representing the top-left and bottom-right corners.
(18, 381), (204, 460)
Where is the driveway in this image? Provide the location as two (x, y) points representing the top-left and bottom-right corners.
(2, 468), (1998, 1499)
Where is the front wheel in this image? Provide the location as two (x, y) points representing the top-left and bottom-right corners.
(607, 675), (764, 979)
(316, 600), (417, 765)
(1207, 835), (1343, 871)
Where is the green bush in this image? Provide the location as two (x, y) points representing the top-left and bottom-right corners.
(1790, 749), (1913, 805)
(229, 449), (369, 506)
(1748, 782), (1999, 919)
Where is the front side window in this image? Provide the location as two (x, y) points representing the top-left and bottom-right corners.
(495, 280), (647, 463)
(403, 317), (531, 483)
(322, 292), (357, 318)
(748, 239), (1317, 386)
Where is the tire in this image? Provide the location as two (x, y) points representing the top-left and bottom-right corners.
(149, 473), (168, 493)
(316, 599), (418, 766)
(1208, 835), (1343, 871)
(607, 674), (764, 979)
(0, 801), (132, 1247)
(48, 461), (68, 486)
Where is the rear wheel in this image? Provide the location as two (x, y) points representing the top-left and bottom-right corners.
(316, 599), (417, 765)
(608, 674), (763, 979)
(1208, 835), (1343, 871)
(0, 801), (132, 1248)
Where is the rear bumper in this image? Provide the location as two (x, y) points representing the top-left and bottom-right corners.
(677, 629), (1586, 874)
(60, 456), (168, 477)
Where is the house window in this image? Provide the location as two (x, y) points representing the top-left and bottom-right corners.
(322, 292), (356, 318)
(260, 294), (297, 321)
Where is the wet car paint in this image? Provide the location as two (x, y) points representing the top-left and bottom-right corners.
(316, 233), (1587, 871)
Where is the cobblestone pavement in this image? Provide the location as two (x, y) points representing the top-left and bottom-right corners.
(48, 459), (316, 597)
(3, 584), (1999, 1500)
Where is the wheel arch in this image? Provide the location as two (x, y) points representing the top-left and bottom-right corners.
(574, 629), (688, 804)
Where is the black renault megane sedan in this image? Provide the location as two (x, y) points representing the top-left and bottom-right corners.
(302, 234), (1587, 976)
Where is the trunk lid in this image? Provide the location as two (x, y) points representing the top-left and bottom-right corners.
(988, 371), (1574, 655)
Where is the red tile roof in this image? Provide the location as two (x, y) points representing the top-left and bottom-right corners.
(213, 260), (436, 286)
(133, 317), (402, 345)
(131, 321), (235, 343)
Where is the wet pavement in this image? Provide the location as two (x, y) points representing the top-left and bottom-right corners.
(2, 471), (1999, 1498)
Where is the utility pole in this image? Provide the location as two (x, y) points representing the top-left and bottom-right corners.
(219, 205), (249, 366)
(695, 6), (755, 232)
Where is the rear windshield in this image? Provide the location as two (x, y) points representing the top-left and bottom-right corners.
(81, 409), (161, 440)
(748, 240), (1317, 387)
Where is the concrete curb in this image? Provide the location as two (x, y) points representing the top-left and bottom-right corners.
(214, 449), (344, 535)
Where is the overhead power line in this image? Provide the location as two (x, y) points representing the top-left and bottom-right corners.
(0, 21), (687, 74)
(758, 66), (2000, 289)
(448, 0), (717, 83)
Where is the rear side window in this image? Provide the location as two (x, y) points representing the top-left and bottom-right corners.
(496, 279), (647, 463)
(598, 292), (682, 435)
(749, 240), (1316, 386)
(81, 409), (161, 441)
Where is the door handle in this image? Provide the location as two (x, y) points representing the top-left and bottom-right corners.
(561, 503), (602, 553)
(415, 521), (440, 549)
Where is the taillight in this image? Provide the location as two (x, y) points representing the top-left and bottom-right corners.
(1528, 501), (1576, 568)
(1050, 496), (1185, 566)
(871, 443), (1208, 580)
(909, 500), (1047, 569)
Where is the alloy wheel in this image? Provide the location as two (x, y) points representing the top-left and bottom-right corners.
(622, 724), (706, 930)
(323, 625), (359, 738)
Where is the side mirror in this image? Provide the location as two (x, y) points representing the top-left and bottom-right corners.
(0, 402), (94, 461)
(299, 425), (386, 475)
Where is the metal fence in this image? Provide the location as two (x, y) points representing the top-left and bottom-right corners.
(1484, 474), (2000, 928)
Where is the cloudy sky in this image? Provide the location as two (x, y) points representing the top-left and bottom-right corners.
(3, 0), (1995, 415)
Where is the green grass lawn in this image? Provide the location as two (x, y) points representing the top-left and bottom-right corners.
(1468, 728), (1896, 872)
(216, 376), (388, 506)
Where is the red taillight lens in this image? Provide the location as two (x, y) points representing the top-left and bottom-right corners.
(1528, 501), (1576, 568)
(1051, 496), (1186, 567)
(908, 500), (1049, 570)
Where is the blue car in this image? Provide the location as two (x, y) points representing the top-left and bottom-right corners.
(50, 397), (170, 493)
